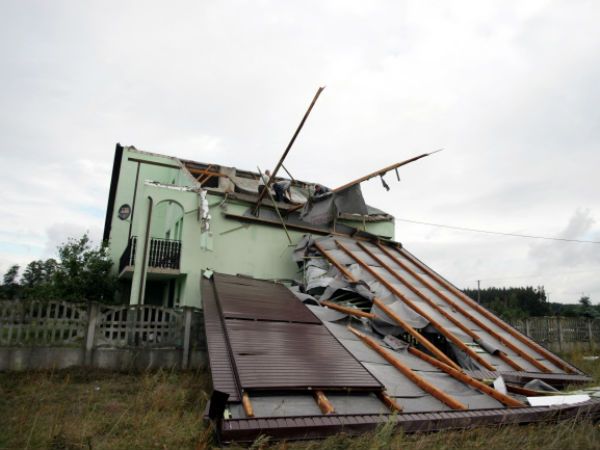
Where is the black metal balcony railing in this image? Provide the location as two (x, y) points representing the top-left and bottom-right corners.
(148, 237), (181, 269)
(119, 236), (181, 273)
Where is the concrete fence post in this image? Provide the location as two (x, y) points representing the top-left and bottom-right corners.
(182, 307), (192, 370)
(556, 316), (563, 352)
(84, 302), (100, 366)
(525, 318), (531, 337)
(588, 319), (594, 351)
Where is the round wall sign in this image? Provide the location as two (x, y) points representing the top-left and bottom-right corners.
(118, 204), (131, 220)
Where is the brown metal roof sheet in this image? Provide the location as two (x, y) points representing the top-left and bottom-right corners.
(203, 272), (382, 393)
(213, 273), (320, 324)
(226, 319), (382, 390)
(201, 277), (240, 401)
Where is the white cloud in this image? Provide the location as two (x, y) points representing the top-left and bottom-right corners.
(0, 0), (599, 302)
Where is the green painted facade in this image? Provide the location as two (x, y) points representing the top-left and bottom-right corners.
(105, 146), (395, 308)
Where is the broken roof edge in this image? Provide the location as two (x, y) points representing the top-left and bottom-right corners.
(104, 144), (396, 238)
(218, 398), (600, 443)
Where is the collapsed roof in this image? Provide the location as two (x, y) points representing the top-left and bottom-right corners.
(180, 158), (394, 223)
(203, 236), (599, 442)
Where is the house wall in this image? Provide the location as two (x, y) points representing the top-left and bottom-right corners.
(106, 147), (396, 309)
(106, 146), (194, 268)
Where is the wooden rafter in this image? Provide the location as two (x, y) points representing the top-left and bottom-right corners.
(320, 300), (376, 319)
(377, 391), (403, 412)
(242, 392), (254, 417)
(313, 241), (460, 370)
(397, 247), (576, 374)
(335, 240), (496, 371)
(313, 390), (335, 415)
(374, 242), (553, 373)
(187, 167), (228, 178)
(348, 326), (467, 410)
(408, 347), (525, 408)
(356, 241), (527, 372)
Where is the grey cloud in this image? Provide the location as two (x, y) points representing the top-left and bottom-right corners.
(529, 209), (600, 268)
(1, 0), (599, 301)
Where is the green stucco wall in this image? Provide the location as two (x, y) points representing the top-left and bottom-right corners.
(106, 147), (395, 309)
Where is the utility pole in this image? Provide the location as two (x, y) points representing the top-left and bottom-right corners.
(477, 280), (481, 305)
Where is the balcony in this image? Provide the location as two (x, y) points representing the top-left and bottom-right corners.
(119, 236), (182, 277)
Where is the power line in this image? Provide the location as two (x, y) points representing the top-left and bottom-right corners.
(475, 267), (599, 282)
(396, 217), (600, 244)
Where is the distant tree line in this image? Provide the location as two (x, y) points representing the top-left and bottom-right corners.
(463, 286), (598, 321)
(0, 234), (117, 303)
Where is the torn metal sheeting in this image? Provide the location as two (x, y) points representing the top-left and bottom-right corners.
(302, 235), (580, 376)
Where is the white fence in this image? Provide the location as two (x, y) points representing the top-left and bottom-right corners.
(0, 300), (205, 371)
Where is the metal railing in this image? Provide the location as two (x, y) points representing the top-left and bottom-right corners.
(118, 236), (181, 273)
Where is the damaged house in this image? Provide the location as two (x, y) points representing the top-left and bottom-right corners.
(103, 142), (600, 443)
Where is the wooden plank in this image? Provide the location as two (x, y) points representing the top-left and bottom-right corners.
(253, 87), (325, 211)
(313, 242), (460, 370)
(333, 150), (441, 193)
(397, 247), (576, 374)
(360, 242), (486, 348)
(314, 391), (335, 415)
(336, 240), (496, 371)
(242, 392), (255, 417)
(320, 301), (376, 319)
(377, 391), (403, 412)
(348, 326), (467, 410)
(374, 243), (548, 373)
(408, 347), (525, 408)
(372, 299), (460, 370)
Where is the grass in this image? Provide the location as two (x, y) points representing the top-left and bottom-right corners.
(0, 349), (599, 449)
(0, 369), (213, 450)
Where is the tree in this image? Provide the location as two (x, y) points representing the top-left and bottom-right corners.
(0, 264), (21, 299)
(578, 295), (595, 319)
(1, 234), (118, 303)
(579, 296), (591, 307)
(463, 286), (550, 320)
(21, 259), (58, 299)
(51, 234), (117, 303)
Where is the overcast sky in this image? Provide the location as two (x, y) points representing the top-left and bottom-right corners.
(1, 1), (599, 303)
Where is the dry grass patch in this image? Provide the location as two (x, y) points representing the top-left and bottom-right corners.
(0, 368), (212, 450)
(0, 349), (599, 449)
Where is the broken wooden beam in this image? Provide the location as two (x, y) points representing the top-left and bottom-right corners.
(332, 149), (442, 193)
(254, 87), (325, 213)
